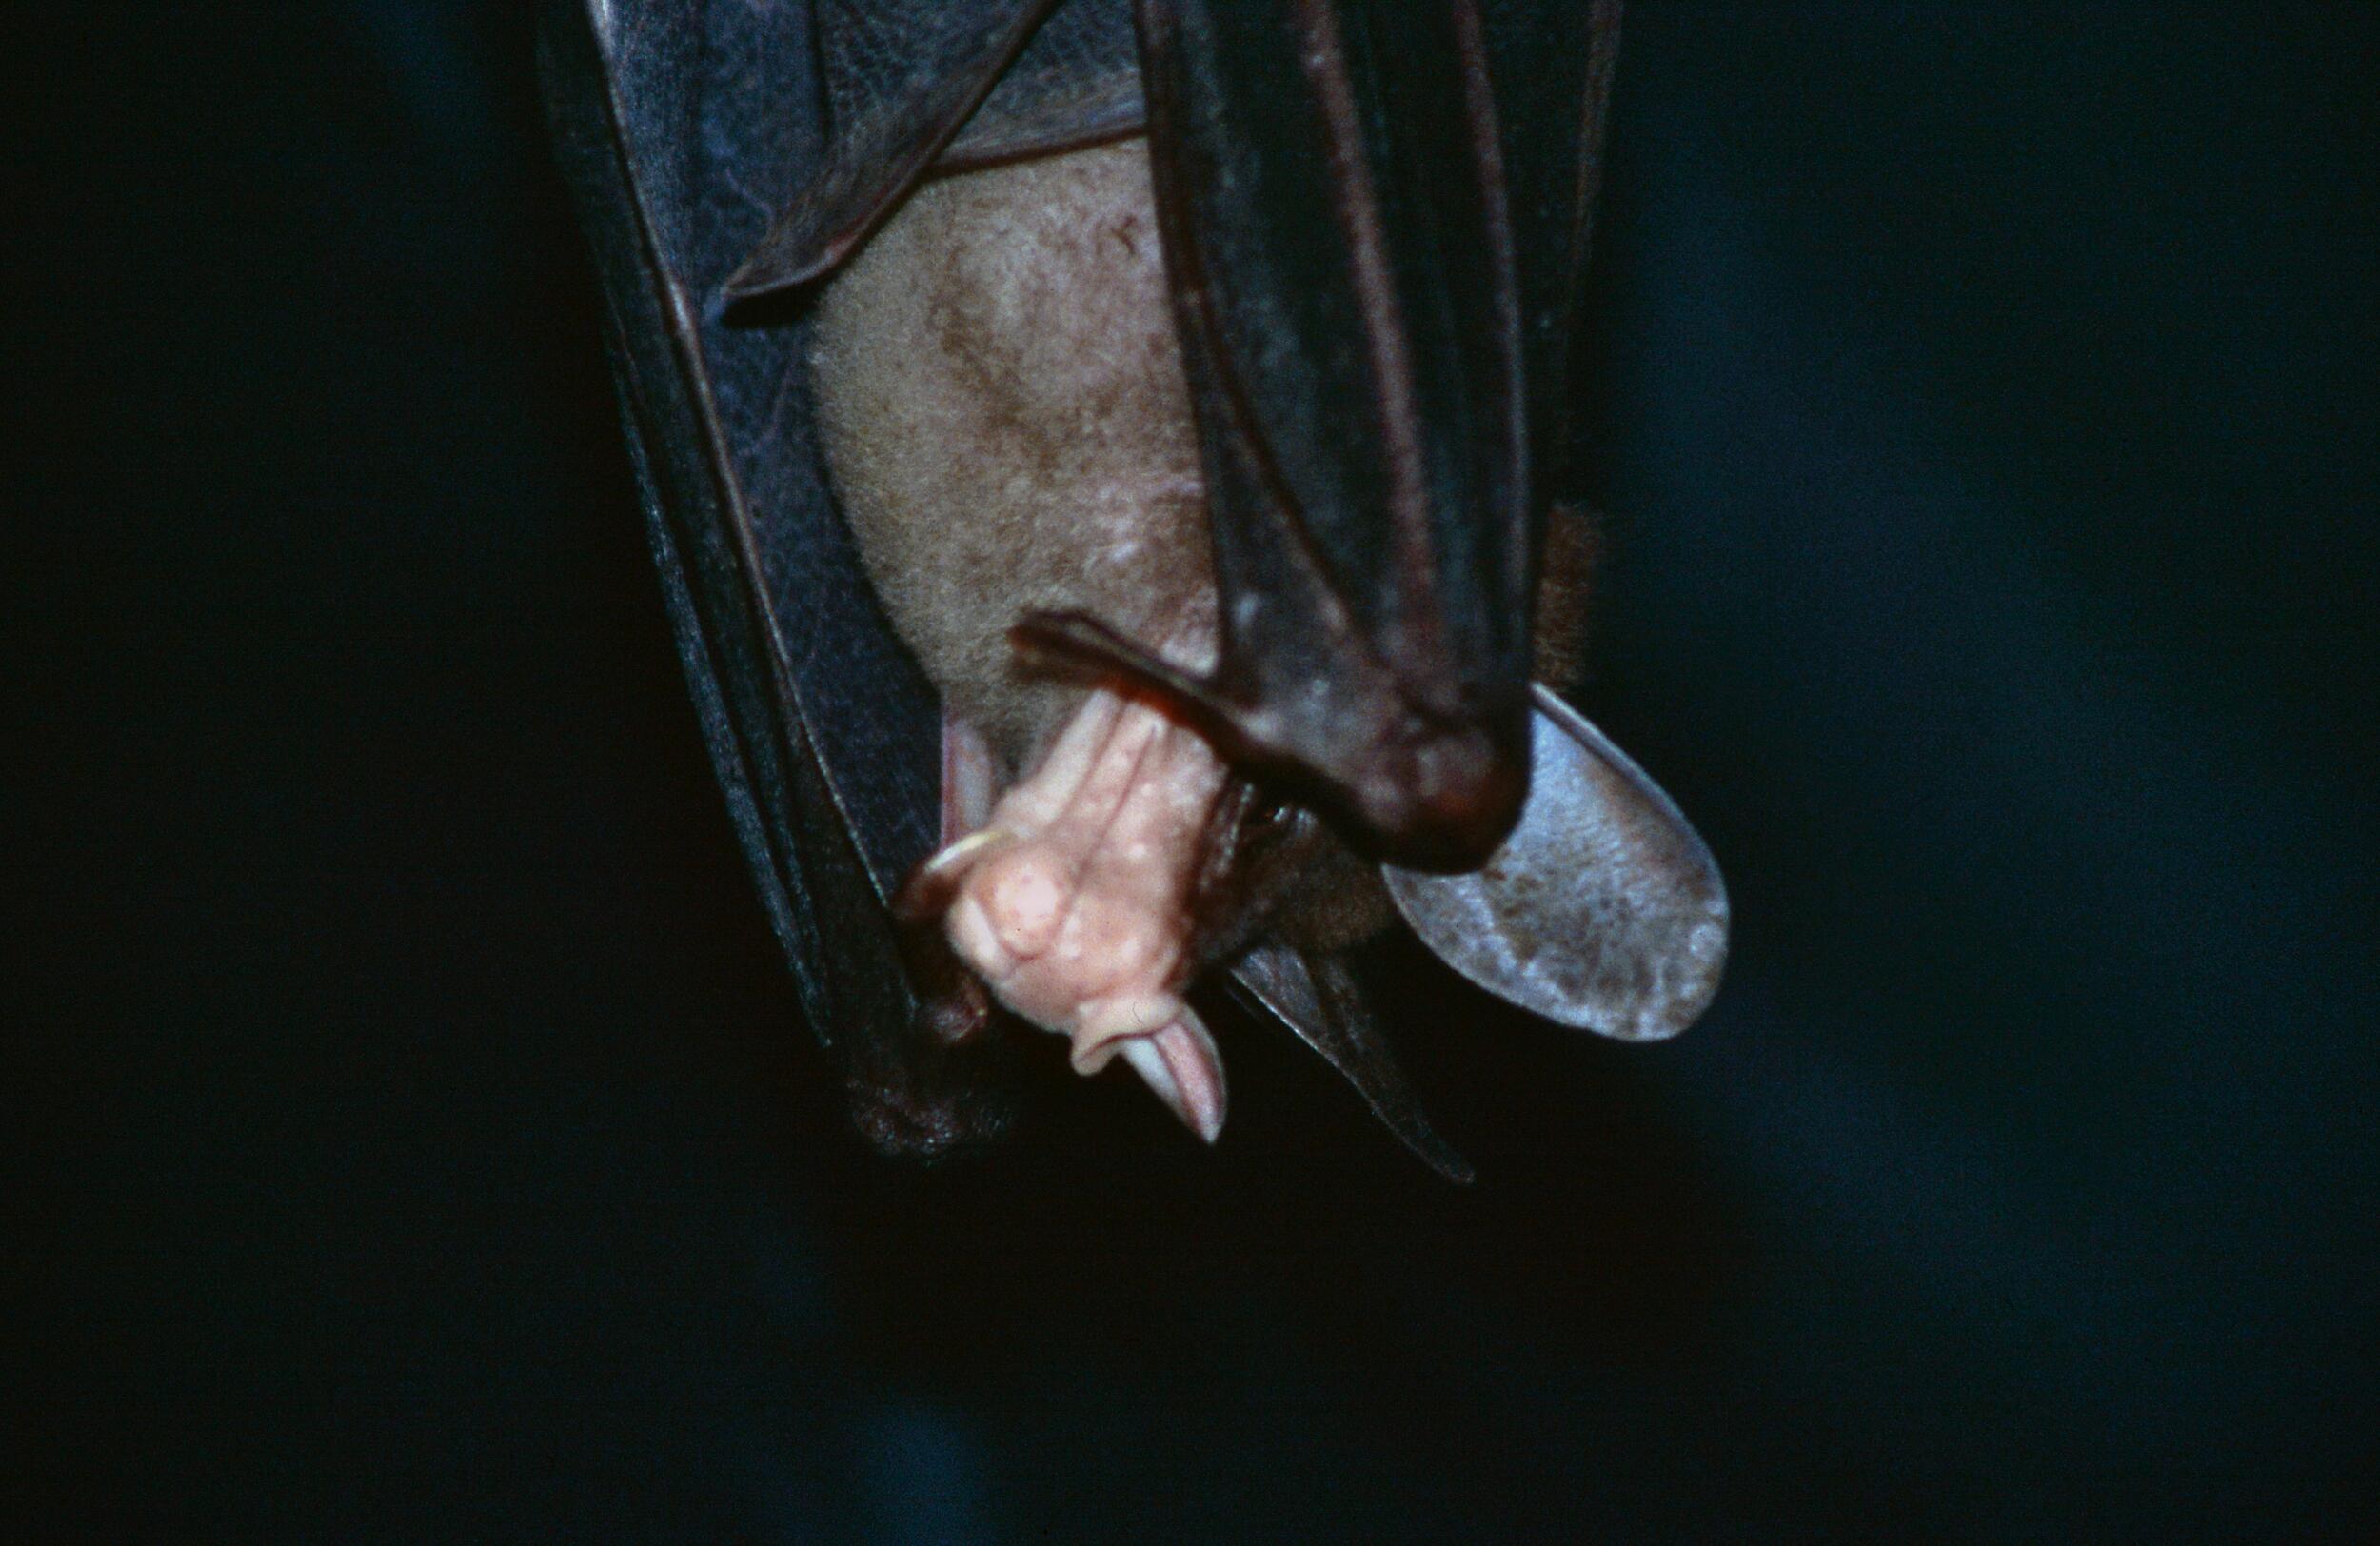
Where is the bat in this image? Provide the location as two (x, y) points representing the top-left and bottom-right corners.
(541, 0), (1727, 1179)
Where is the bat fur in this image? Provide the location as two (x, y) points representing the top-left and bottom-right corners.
(813, 136), (1596, 965)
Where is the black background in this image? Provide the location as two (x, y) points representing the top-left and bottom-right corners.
(8, 2), (2375, 1539)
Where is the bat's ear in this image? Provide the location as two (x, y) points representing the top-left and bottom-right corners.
(1382, 688), (1730, 1041)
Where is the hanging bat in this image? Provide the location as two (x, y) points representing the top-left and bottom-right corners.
(540, 0), (1727, 1179)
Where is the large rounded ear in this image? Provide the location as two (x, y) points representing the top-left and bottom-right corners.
(1383, 686), (1729, 1042)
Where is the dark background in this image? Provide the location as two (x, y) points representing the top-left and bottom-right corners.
(8, 2), (2374, 1539)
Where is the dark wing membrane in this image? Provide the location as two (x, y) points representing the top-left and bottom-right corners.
(724, 0), (1060, 298)
(1479, 0), (1625, 508)
(944, 0), (1146, 168)
(1226, 945), (1475, 1182)
(724, 0), (1155, 298)
(1023, 0), (1533, 870)
(1378, 8), (1732, 1044)
(541, 0), (1014, 1152)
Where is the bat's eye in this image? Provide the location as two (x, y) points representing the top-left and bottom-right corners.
(1242, 796), (1300, 842)
(1222, 792), (1315, 876)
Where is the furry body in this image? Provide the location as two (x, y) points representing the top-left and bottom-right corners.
(810, 136), (1595, 1135)
(814, 140), (1214, 775)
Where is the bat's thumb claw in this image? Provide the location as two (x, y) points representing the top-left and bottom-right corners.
(896, 827), (1017, 922)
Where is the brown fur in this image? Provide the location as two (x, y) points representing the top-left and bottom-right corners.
(812, 140), (1214, 778)
(1534, 503), (1598, 692)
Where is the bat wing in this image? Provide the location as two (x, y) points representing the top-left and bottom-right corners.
(1382, 5), (1729, 1040)
(1020, 0), (1537, 871)
(724, 0), (1146, 299)
(541, 0), (1020, 1153)
(1481, 0), (1626, 517)
(1052, 0), (1730, 1038)
(1225, 945), (1475, 1183)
